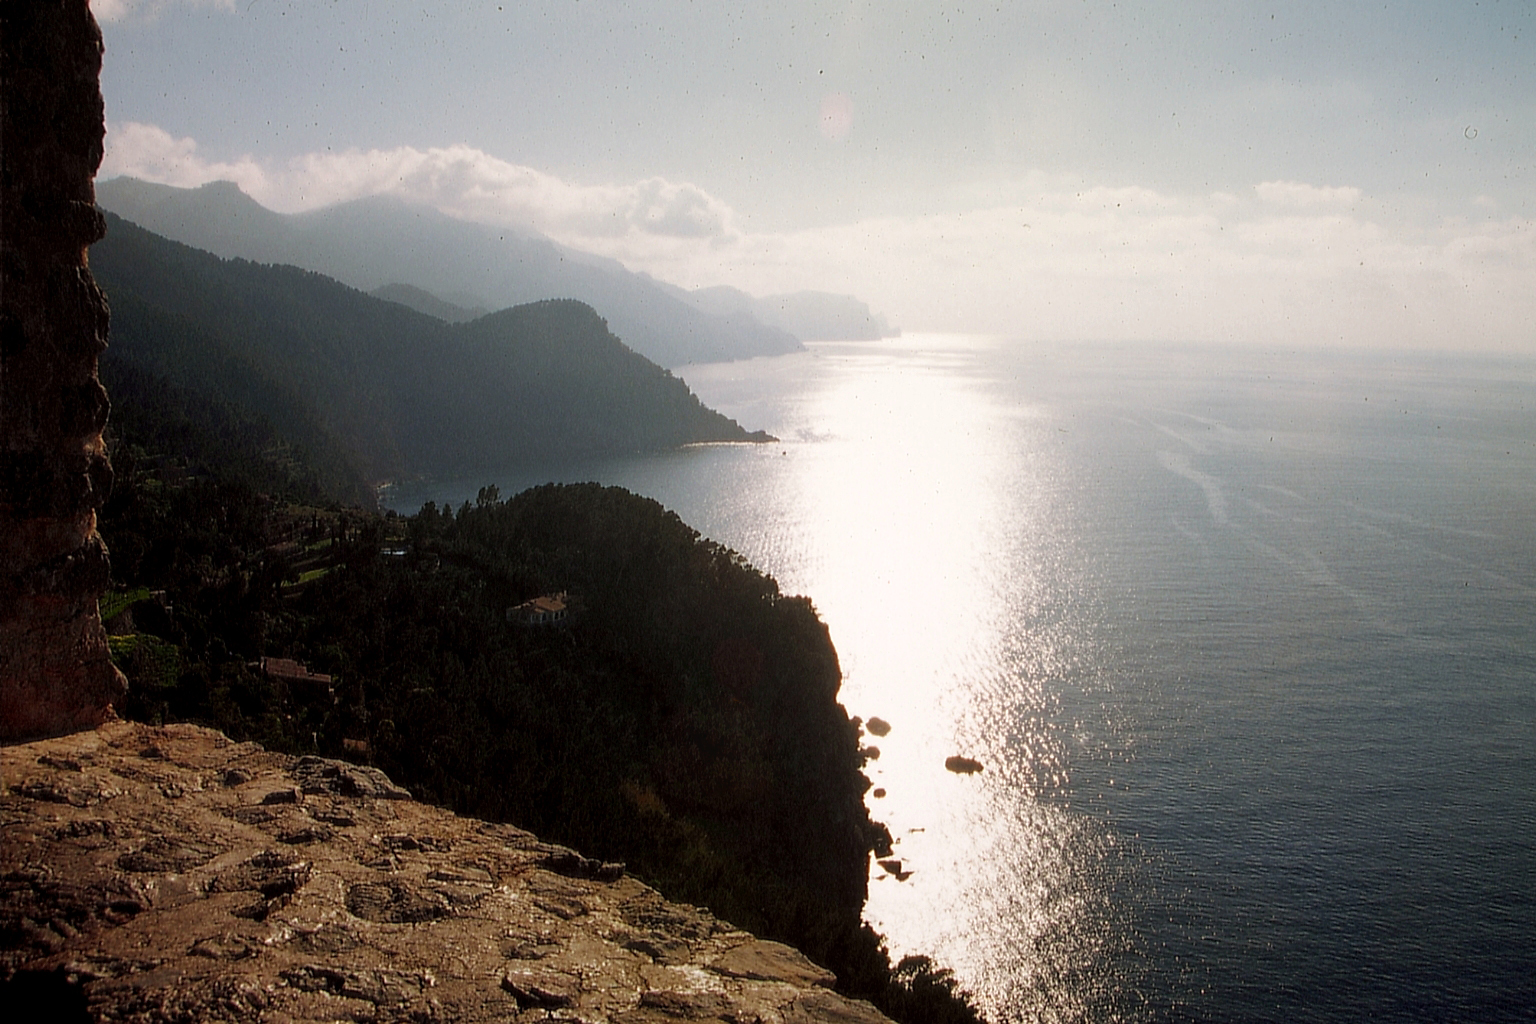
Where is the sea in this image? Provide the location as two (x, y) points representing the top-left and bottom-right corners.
(384, 336), (1536, 1023)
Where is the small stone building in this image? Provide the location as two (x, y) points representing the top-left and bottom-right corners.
(508, 592), (570, 627)
(259, 656), (334, 698)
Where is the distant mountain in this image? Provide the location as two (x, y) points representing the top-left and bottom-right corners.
(370, 283), (487, 323)
(681, 285), (898, 341)
(91, 213), (771, 498)
(95, 177), (801, 367)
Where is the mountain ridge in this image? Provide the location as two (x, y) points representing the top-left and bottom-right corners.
(90, 213), (771, 500)
(370, 282), (487, 323)
(96, 177), (801, 368)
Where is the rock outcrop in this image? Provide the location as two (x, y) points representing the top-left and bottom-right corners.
(1, 721), (895, 1024)
(0, 0), (125, 740)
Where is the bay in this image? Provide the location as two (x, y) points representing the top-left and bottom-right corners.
(385, 336), (1536, 1022)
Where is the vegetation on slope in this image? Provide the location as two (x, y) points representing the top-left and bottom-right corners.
(91, 212), (770, 491)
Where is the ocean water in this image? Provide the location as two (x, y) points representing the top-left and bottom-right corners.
(385, 337), (1536, 1023)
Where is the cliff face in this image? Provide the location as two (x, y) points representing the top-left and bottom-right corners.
(0, 0), (125, 740)
(1, 721), (894, 1024)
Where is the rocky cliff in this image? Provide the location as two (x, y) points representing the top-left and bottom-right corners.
(0, 0), (125, 740)
(1, 721), (894, 1024)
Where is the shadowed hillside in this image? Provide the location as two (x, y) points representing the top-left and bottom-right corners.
(91, 213), (771, 497)
(96, 177), (803, 367)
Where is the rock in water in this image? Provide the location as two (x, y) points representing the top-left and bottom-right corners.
(944, 756), (984, 775)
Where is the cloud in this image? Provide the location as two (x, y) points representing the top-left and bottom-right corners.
(607, 178), (731, 238)
(601, 187), (1533, 352)
(92, 0), (234, 24)
(102, 122), (737, 241)
(1255, 180), (1364, 208)
(100, 121), (270, 193)
(100, 122), (1535, 352)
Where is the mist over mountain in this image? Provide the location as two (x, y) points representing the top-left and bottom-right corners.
(370, 282), (488, 323)
(679, 284), (898, 342)
(91, 212), (770, 498)
(95, 177), (802, 368)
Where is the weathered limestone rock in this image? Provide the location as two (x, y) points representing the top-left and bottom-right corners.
(1, 722), (895, 1024)
(1, 0), (126, 740)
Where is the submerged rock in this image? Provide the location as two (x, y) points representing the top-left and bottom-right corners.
(944, 756), (984, 775)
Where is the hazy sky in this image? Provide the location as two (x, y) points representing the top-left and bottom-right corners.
(97, 0), (1533, 350)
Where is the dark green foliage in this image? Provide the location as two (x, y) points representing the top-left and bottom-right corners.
(355, 485), (875, 955)
(884, 954), (985, 1024)
(101, 349), (365, 505)
(91, 213), (769, 497)
(100, 467), (370, 753)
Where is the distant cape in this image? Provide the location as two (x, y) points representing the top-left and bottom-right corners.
(677, 284), (899, 342)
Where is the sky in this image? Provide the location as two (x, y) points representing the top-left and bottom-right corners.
(96, 0), (1533, 351)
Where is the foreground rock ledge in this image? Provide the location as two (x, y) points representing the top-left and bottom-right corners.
(1, 722), (891, 1024)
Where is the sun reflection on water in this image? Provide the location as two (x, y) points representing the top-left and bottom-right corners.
(392, 335), (1134, 1021)
(385, 338), (1536, 1022)
(694, 337), (1126, 1022)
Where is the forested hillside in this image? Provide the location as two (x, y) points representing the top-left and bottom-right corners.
(92, 213), (770, 498)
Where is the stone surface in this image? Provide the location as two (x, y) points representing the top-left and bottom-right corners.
(1, 722), (894, 1024)
(0, 0), (126, 741)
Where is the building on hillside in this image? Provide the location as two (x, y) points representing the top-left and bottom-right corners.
(508, 592), (571, 627)
(259, 656), (335, 699)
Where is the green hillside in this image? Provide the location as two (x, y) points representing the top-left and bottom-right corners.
(91, 213), (770, 500)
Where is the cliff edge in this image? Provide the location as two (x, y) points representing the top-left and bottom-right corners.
(1, 721), (893, 1024)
